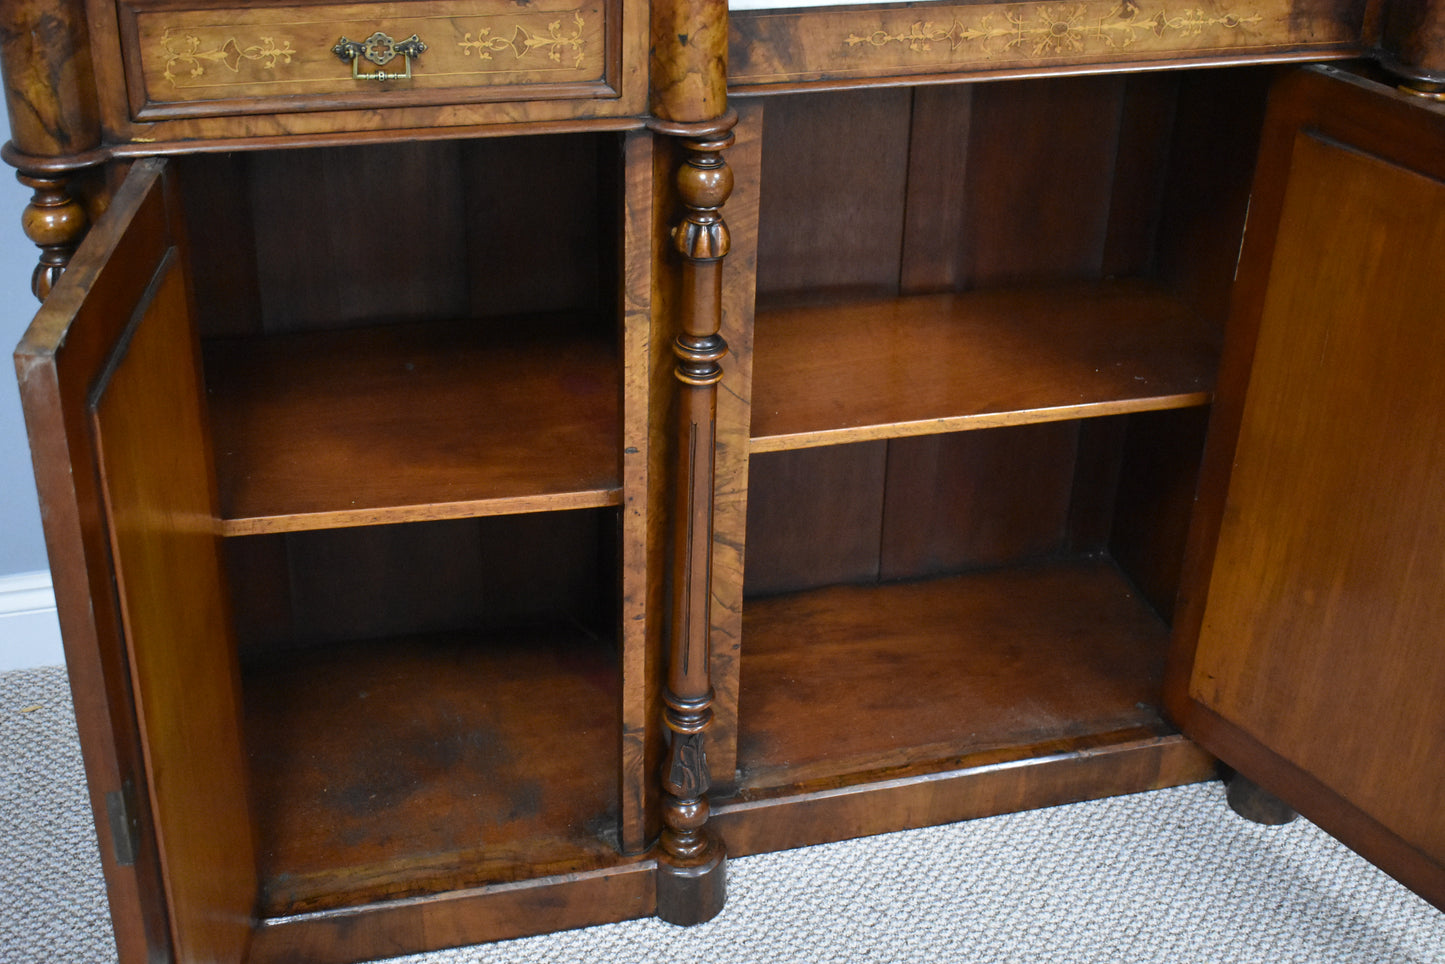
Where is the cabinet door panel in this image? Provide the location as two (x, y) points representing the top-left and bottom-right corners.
(1171, 67), (1445, 908)
(16, 159), (257, 962)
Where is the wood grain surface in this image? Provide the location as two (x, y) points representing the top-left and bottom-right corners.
(246, 628), (623, 916)
(1190, 117), (1445, 883)
(736, 558), (1175, 791)
(750, 281), (1217, 451)
(729, 0), (1363, 92)
(204, 318), (622, 533)
(120, 0), (615, 120)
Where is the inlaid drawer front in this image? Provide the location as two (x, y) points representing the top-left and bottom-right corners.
(118, 0), (616, 119)
(729, 0), (1363, 89)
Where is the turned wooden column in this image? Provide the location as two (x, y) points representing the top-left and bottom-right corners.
(1378, 0), (1445, 94)
(0, 0), (102, 299)
(650, 0), (731, 927)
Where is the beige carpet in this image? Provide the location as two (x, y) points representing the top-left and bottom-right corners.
(3, 664), (1441, 963)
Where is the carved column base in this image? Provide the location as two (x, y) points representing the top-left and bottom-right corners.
(1226, 772), (1298, 826)
(656, 843), (726, 925)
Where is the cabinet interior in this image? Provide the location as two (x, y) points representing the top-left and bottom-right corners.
(726, 69), (1272, 799)
(171, 133), (636, 917)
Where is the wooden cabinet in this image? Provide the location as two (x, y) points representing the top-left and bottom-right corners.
(5, 0), (1444, 960)
(697, 60), (1445, 906)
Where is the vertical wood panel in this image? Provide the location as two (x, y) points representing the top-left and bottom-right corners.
(1110, 407), (1209, 622)
(1101, 75), (1180, 278)
(963, 76), (1124, 286)
(618, 129), (656, 853)
(1191, 131), (1445, 865)
(879, 424), (1078, 581)
(248, 141), (469, 332)
(91, 250), (256, 964)
(177, 153), (263, 338)
(743, 443), (887, 597)
(461, 134), (608, 319)
(1065, 415), (1127, 554)
(754, 89), (912, 300)
(1154, 68), (1269, 328)
(899, 85), (974, 294)
(17, 160), (191, 964)
(707, 100), (766, 792)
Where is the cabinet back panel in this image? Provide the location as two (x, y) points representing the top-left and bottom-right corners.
(248, 141), (472, 332)
(753, 71), (1265, 306)
(227, 511), (617, 655)
(745, 414), (1203, 609)
(743, 443), (887, 597)
(1154, 68), (1272, 329)
(961, 75), (1126, 286)
(754, 88), (913, 300)
(180, 134), (616, 338)
(1109, 407), (1211, 622)
(879, 424), (1079, 580)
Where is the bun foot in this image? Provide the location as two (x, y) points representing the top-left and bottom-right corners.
(656, 843), (726, 926)
(1226, 773), (1298, 825)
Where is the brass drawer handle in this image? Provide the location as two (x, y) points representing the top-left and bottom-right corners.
(332, 32), (427, 81)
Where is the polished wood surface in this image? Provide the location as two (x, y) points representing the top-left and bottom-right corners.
(0, 0), (100, 157)
(654, 112), (735, 924)
(248, 862), (655, 964)
(702, 100), (763, 794)
(17, 159), (254, 963)
(119, 0), (615, 120)
(736, 559), (1177, 792)
(1170, 66), (1445, 908)
(714, 733), (1214, 857)
(728, 0), (1363, 93)
(650, 0), (727, 122)
(205, 319), (621, 534)
(246, 629), (624, 916)
(617, 129), (662, 857)
(1380, 0), (1445, 82)
(750, 282), (1217, 452)
(81, 0), (649, 146)
(91, 252), (257, 964)
(12, 0), (1445, 950)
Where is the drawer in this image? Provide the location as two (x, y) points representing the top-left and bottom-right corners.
(116, 0), (618, 120)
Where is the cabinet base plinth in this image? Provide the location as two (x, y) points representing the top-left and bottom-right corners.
(656, 844), (727, 925)
(1226, 773), (1299, 826)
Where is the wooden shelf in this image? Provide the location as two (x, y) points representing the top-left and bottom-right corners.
(734, 558), (1175, 794)
(204, 318), (621, 535)
(750, 281), (1218, 452)
(244, 627), (624, 917)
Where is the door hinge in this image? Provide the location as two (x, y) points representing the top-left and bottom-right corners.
(105, 780), (140, 866)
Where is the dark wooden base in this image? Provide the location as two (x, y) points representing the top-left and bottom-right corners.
(1226, 772), (1299, 826)
(714, 732), (1215, 857)
(655, 845), (727, 926)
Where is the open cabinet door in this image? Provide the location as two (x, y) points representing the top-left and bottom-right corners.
(1168, 66), (1445, 909)
(15, 159), (257, 962)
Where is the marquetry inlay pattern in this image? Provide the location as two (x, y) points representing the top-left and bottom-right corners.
(843, 2), (1264, 58)
(161, 30), (296, 87)
(459, 11), (588, 68)
(728, 0), (1360, 88)
(125, 0), (609, 112)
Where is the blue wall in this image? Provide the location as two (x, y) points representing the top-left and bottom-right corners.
(0, 113), (57, 576)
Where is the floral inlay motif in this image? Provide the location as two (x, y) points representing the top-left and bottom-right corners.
(843, 1), (1264, 58)
(458, 11), (587, 68)
(161, 30), (296, 86)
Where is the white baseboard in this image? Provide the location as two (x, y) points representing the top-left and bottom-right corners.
(0, 570), (65, 671)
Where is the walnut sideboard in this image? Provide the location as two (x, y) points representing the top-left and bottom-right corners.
(4, 0), (1443, 960)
